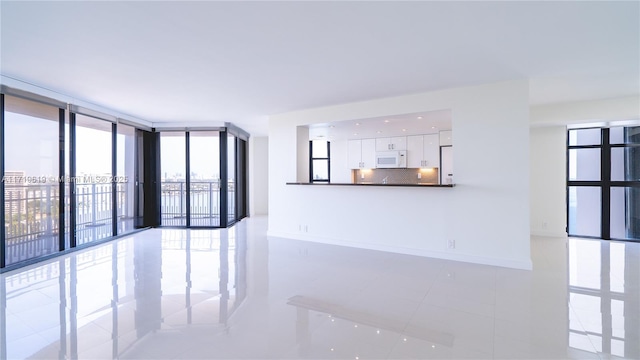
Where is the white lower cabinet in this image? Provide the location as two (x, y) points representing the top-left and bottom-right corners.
(348, 139), (376, 169)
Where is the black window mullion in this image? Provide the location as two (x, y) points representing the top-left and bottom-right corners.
(69, 113), (77, 248)
(308, 141), (313, 183)
(235, 136), (240, 222)
(0, 94), (5, 268)
(567, 144), (604, 150)
(185, 132), (191, 228)
(327, 141), (331, 183)
(220, 131), (228, 228)
(58, 108), (66, 251)
(602, 128), (611, 240)
(112, 123), (117, 236)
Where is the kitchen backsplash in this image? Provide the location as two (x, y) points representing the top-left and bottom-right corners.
(353, 168), (439, 184)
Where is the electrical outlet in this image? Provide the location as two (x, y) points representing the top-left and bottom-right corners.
(447, 239), (455, 249)
(417, 173), (422, 179)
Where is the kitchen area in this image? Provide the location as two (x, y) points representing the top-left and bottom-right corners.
(292, 110), (454, 187)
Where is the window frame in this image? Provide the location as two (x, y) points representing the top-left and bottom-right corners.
(309, 140), (330, 183)
(567, 127), (640, 241)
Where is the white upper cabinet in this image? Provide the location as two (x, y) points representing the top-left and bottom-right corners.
(422, 134), (440, 168)
(348, 139), (376, 169)
(407, 134), (440, 168)
(375, 138), (390, 151)
(406, 135), (424, 168)
(376, 136), (407, 151)
(361, 139), (376, 168)
(439, 130), (453, 146)
(347, 140), (363, 169)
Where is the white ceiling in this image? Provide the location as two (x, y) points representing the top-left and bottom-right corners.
(308, 110), (451, 141)
(1, 1), (638, 136)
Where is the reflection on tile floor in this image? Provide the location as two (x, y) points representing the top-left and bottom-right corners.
(1, 217), (639, 359)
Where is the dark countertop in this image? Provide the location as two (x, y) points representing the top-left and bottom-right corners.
(286, 182), (455, 188)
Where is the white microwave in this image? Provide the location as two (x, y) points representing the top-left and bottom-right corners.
(376, 151), (406, 168)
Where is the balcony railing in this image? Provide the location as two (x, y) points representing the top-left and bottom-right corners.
(4, 180), (235, 265)
(3, 182), (133, 265)
(161, 180), (233, 227)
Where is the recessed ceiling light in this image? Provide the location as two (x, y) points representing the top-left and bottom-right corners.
(417, 116), (423, 119)
(355, 123), (360, 126)
(431, 126), (436, 129)
(377, 131), (382, 134)
(402, 129), (407, 132)
(353, 133), (358, 136)
(384, 120), (390, 123)
(329, 125), (335, 128)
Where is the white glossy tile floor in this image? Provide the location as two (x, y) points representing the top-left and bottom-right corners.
(1, 217), (639, 359)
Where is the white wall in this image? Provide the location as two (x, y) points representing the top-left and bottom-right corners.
(268, 80), (532, 270)
(329, 139), (350, 183)
(530, 96), (640, 126)
(296, 126), (309, 183)
(530, 127), (567, 237)
(249, 136), (269, 216)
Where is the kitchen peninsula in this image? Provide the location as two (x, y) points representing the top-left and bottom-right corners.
(286, 182), (454, 187)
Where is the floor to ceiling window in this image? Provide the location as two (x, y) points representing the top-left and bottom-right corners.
(158, 129), (247, 229)
(3, 95), (62, 266)
(160, 132), (187, 227)
(189, 131), (220, 227)
(568, 126), (640, 241)
(1, 89), (249, 271)
(227, 133), (236, 224)
(117, 124), (137, 233)
(75, 114), (114, 245)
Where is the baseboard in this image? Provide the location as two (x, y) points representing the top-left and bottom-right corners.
(530, 230), (568, 238)
(266, 230), (533, 270)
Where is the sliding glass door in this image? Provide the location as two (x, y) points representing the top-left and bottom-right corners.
(227, 133), (236, 224)
(3, 95), (62, 266)
(189, 131), (220, 227)
(568, 127), (640, 241)
(117, 124), (137, 233)
(75, 114), (113, 245)
(158, 129), (246, 228)
(160, 132), (187, 226)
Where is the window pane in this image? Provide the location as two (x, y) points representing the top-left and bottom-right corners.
(611, 147), (640, 181)
(312, 159), (329, 181)
(569, 128), (601, 146)
(161, 132), (186, 226)
(312, 139), (328, 158)
(611, 187), (640, 240)
(568, 186), (601, 237)
(610, 126), (640, 144)
(117, 124), (136, 234)
(569, 148), (601, 181)
(75, 114), (113, 245)
(4, 95), (60, 266)
(190, 131), (220, 227)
